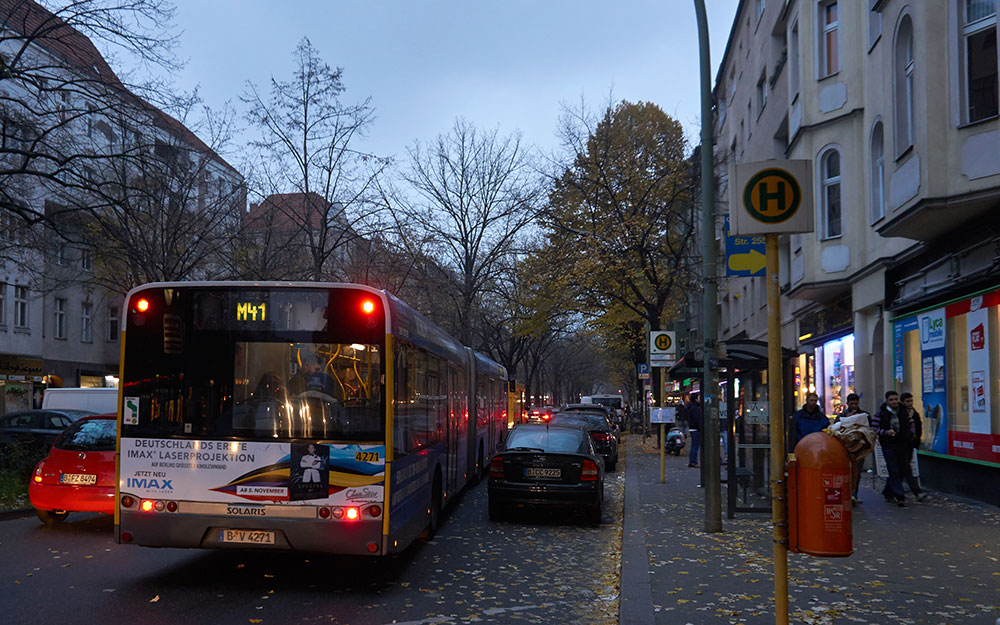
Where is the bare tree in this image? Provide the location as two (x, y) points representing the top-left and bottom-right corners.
(0, 0), (180, 238)
(241, 37), (386, 282)
(386, 118), (541, 345)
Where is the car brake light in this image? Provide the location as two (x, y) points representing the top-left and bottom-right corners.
(581, 459), (599, 481)
(591, 432), (611, 442)
(489, 456), (504, 478)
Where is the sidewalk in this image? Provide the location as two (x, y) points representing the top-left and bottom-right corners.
(620, 433), (1000, 625)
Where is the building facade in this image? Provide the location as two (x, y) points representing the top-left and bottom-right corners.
(713, 0), (1000, 503)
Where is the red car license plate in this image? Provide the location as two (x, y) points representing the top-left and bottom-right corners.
(218, 529), (275, 544)
(524, 467), (560, 478)
(60, 473), (97, 485)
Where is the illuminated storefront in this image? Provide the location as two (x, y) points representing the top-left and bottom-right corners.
(893, 290), (1000, 465)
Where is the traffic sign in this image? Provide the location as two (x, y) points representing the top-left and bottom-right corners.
(724, 214), (766, 277)
(638, 363), (650, 380)
(650, 331), (676, 356)
(732, 160), (813, 235)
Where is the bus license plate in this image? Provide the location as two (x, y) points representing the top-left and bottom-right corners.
(60, 473), (97, 485)
(524, 467), (560, 478)
(218, 529), (275, 545)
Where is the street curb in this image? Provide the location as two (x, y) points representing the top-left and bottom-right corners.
(0, 507), (34, 521)
(619, 435), (655, 625)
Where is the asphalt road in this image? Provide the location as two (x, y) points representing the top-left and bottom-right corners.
(1, 466), (624, 625)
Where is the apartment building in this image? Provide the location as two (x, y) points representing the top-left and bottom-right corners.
(713, 0), (1000, 503)
(0, 0), (242, 411)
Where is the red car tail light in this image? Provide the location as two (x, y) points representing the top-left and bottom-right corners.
(591, 432), (611, 442)
(489, 456), (504, 478)
(581, 459), (599, 481)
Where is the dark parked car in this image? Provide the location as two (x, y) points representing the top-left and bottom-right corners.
(488, 423), (604, 524)
(549, 412), (619, 471)
(561, 404), (620, 441)
(0, 409), (93, 447)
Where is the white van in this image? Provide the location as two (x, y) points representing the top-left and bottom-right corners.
(41, 387), (119, 415)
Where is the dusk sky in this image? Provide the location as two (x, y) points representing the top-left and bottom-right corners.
(163, 1), (742, 165)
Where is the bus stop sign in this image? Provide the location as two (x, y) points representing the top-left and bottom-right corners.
(732, 160), (813, 235)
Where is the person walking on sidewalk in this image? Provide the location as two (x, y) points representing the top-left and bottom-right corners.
(900, 392), (927, 501)
(837, 393), (871, 504)
(793, 392), (830, 448)
(687, 393), (702, 468)
(873, 390), (916, 506)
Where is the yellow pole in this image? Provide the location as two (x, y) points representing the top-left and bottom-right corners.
(660, 422), (666, 483)
(767, 234), (788, 625)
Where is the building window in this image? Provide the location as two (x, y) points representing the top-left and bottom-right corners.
(757, 69), (769, 115)
(107, 305), (119, 341)
(895, 15), (915, 154)
(791, 21), (800, 98)
(56, 242), (67, 266)
(54, 297), (66, 339)
(81, 302), (92, 343)
(868, 0), (882, 48)
(964, 0), (999, 122)
(819, 1), (839, 77)
(0, 282), (6, 325)
(756, 0), (766, 21)
(821, 149), (842, 238)
(870, 122), (886, 223)
(80, 247), (93, 271)
(14, 285), (29, 328)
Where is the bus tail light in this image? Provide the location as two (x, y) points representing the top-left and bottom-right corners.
(332, 507), (344, 519)
(135, 298), (150, 313)
(166, 501), (178, 512)
(489, 456), (504, 478)
(346, 507), (359, 520)
(367, 542), (379, 553)
(121, 532), (132, 542)
(367, 505), (382, 518)
(319, 507), (331, 519)
(140, 499), (154, 512)
(581, 459), (599, 481)
(121, 495), (135, 508)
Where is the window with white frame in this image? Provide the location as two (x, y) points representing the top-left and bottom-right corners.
(821, 149), (843, 238)
(963, 0), (998, 122)
(819, 1), (839, 77)
(757, 0), (766, 21)
(80, 247), (92, 271)
(791, 21), (801, 97)
(56, 242), (67, 266)
(81, 302), (92, 343)
(870, 122), (886, 222)
(54, 297), (66, 339)
(868, 0), (882, 49)
(895, 15), (915, 154)
(14, 285), (29, 328)
(107, 304), (119, 341)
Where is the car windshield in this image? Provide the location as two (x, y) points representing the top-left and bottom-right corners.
(54, 419), (117, 452)
(506, 427), (585, 453)
(551, 414), (607, 429)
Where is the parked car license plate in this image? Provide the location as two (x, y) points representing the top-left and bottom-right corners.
(60, 473), (97, 485)
(524, 467), (560, 478)
(218, 529), (275, 545)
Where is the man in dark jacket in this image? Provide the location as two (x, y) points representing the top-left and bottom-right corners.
(792, 392), (830, 448)
(686, 394), (702, 468)
(872, 390), (916, 506)
(899, 392), (927, 501)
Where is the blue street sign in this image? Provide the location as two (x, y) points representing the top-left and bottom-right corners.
(638, 363), (650, 380)
(725, 214), (766, 277)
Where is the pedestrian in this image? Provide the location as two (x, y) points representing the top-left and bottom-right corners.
(687, 393), (702, 468)
(872, 390), (917, 506)
(837, 392), (870, 504)
(792, 392), (830, 448)
(900, 392), (928, 501)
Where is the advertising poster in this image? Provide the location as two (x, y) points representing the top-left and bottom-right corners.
(120, 438), (385, 506)
(966, 300), (991, 433)
(918, 308), (949, 454)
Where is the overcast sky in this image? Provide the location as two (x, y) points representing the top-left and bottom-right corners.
(167, 0), (741, 164)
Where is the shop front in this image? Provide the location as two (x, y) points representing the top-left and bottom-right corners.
(892, 288), (1000, 504)
(795, 298), (855, 416)
(0, 354), (46, 414)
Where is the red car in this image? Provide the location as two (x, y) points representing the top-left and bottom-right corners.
(29, 413), (116, 525)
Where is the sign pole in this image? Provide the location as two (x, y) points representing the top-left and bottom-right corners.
(660, 422), (666, 482)
(766, 234), (789, 625)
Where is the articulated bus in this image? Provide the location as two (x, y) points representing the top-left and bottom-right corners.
(115, 282), (507, 555)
